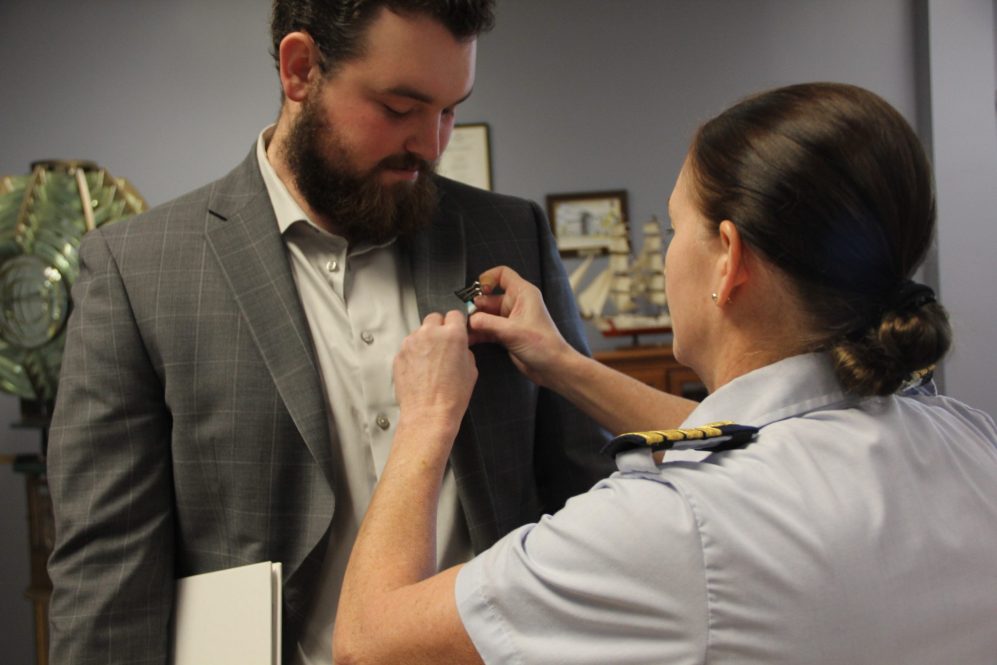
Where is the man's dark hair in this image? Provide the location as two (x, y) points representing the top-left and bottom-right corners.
(270, 0), (495, 76)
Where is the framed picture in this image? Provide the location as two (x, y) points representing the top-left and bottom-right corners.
(437, 122), (493, 191)
(546, 190), (629, 255)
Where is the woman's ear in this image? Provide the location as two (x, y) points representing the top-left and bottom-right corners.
(278, 31), (322, 103)
(715, 220), (749, 306)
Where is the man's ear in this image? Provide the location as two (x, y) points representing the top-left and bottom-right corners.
(715, 220), (749, 306)
(278, 31), (322, 103)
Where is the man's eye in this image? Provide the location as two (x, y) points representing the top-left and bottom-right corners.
(383, 104), (413, 118)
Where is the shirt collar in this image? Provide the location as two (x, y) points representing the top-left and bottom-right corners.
(254, 125), (396, 255)
(681, 352), (854, 430)
(615, 353), (855, 473)
(257, 125), (310, 236)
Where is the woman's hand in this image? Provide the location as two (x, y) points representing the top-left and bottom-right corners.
(395, 310), (478, 442)
(468, 265), (581, 390)
(336, 310), (482, 665)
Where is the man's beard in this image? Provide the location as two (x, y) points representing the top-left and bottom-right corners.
(284, 93), (438, 246)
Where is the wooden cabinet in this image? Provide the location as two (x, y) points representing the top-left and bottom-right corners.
(8, 409), (52, 665)
(24, 466), (51, 665)
(2, 454), (51, 665)
(594, 345), (706, 400)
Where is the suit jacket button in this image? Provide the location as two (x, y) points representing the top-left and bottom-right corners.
(376, 414), (390, 430)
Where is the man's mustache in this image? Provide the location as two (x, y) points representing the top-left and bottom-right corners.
(378, 153), (434, 173)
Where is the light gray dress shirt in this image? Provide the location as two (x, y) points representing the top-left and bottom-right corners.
(456, 353), (997, 664)
(255, 130), (472, 665)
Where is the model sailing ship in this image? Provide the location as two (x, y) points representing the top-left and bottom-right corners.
(569, 214), (671, 339)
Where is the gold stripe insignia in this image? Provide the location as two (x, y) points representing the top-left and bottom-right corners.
(601, 421), (758, 458)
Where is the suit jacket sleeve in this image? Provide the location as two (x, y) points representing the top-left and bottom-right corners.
(528, 201), (617, 510)
(47, 228), (175, 664)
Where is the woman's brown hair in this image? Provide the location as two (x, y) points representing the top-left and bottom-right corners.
(688, 82), (950, 395)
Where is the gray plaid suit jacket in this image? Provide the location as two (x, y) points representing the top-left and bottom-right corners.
(46, 148), (614, 664)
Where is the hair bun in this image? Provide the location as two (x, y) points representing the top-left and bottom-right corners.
(831, 296), (951, 396)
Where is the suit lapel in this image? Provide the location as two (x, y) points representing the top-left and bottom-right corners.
(406, 187), (469, 317)
(203, 151), (334, 486)
(405, 184), (501, 551)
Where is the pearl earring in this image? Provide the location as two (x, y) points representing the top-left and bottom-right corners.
(712, 292), (733, 305)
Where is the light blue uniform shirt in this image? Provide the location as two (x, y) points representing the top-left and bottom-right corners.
(456, 353), (997, 664)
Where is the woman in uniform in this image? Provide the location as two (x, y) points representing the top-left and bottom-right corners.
(332, 82), (997, 665)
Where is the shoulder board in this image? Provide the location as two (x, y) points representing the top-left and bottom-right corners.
(601, 421), (759, 458)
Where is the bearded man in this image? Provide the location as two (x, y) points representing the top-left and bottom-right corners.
(46, 2), (613, 664)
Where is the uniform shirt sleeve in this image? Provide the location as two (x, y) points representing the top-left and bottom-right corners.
(455, 472), (709, 665)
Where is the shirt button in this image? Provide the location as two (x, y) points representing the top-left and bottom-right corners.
(376, 414), (390, 430)
(360, 330), (374, 345)
(326, 259), (339, 273)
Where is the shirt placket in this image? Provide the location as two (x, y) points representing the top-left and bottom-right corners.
(341, 246), (403, 481)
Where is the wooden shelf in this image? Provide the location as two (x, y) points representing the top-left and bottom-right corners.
(594, 345), (706, 400)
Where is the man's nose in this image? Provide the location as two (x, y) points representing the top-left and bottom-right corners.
(404, 114), (444, 163)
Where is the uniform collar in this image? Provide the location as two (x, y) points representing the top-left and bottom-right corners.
(682, 352), (853, 430)
(615, 353), (855, 473)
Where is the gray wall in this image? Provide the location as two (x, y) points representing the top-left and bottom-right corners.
(1, 1), (991, 660)
(926, 0), (997, 414)
(1, 2), (280, 658)
(464, 0), (920, 350)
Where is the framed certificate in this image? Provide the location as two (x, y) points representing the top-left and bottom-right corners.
(438, 122), (493, 191)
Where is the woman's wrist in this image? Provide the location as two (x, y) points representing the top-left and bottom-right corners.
(392, 414), (460, 460)
(541, 343), (592, 396)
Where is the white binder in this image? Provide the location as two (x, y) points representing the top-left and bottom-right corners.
(170, 561), (282, 665)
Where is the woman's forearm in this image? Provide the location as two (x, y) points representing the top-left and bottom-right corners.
(469, 267), (698, 435)
(334, 310), (482, 665)
(334, 419), (477, 665)
(546, 350), (698, 435)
